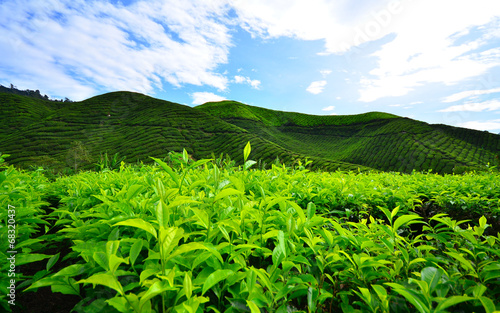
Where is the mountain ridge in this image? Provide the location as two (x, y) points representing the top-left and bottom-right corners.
(1, 90), (499, 173)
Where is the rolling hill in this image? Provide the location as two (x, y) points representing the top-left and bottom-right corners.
(1, 91), (499, 173)
(197, 101), (500, 173)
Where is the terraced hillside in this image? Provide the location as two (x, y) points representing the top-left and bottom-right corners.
(0, 92), (366, 172)
(197, 101), (500, 173)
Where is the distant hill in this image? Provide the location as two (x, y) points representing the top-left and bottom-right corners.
(0, 84), (69, 102)
(1, 91), (499, 173)
(196, 101), (500, 173)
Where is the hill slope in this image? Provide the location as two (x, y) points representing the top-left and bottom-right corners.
(1, 91), (499, 173)
(196, 101), (500, 173)
(0, 92), (367, 172)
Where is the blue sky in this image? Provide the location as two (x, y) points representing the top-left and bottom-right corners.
(1, 0), (500, 132)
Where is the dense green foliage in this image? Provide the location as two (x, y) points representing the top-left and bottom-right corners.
(1, 147), (499, 312)
(2, 91), (499, 174)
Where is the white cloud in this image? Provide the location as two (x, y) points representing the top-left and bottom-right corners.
(320, 69), (332, 77)
(439, 99), (500, 112)
(442, 87), (500, 102)
(306, 80), (327, 94)
(458, 119), (500, 131)
(249, 80), (261, 89)
(322, 105), (335, 111)
(231, 0), (386, 53)
(191, 92), (226, 105)
(234, 75), (246, 84)
(233, 75), (261, 89)
(0, 0), (232, 100)
(232, 0), (500, 102)
(357, 1), (500, 102)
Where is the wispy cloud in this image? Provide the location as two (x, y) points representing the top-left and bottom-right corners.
(439, 99), (500, 112)
(458, 119), (500, 131)
(191, 92), (226, 105)
(233, 75), (261, 89)
(320, 70), (332, 77)
(322, 105), (335, 111)
(232, 0), (500, 103)
(0, 0), (232, 100)
(357, 1), (500, 102)
(306, 80), (327, 94)
(442, 87), (500, 102)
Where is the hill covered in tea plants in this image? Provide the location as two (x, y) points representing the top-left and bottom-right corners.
(1, 91), (499, 173)
(0, 91), (365, 172)
(197, 100), (500, 173)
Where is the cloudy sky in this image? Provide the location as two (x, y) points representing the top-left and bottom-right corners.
(1, 0), (500, 132)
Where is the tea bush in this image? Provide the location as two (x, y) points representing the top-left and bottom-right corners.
(1, 145), (499, 312)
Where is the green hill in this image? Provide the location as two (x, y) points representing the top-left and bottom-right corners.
(196, 101), (500, 173)
(0, 92), (366, 172)
(1, 91), (499, 173)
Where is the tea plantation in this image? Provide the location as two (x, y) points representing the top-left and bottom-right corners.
(1, 147), (499, 312)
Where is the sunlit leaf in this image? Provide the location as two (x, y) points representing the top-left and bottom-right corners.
(202, 269), (234, 295)
(78, 273), (124, 296)
(113, 218), (157, 239)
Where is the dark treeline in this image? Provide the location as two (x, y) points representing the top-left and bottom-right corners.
(0, 84), (72, 102)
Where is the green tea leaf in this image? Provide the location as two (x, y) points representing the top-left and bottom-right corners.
(202, 269), (234, 295)
(53, 264), (89, 277)
(244, 160), (257, 171)
(150, 157), (180, 187)
(106, 240), (120, 258)
(113, 218), (157, 239)
(214, 188), (243, 202)
(372, 284), (387, 301)
(167, 242), (223, 264)
(244, 141), (251, 162)
(306, 202), (316, 221)
(187, 159), (213, 171)
(246, 300), (260, 313)
(159, 227), (184, 260)
(126, 184), (144, 200)
(184, 272), (193, 299)
(93, 251), (109, 271)
(272, 230), (287, 266)
(479, 215), (487, 228)
(421, 267), (444, 294)
(129, 239), (143, 266)
(106, 296), (129, 313)
(391, 206), (400, 221)
(46, 253), (60, 272)
(140, 268), (158, 285)
(16, 253), (52, 266)
(139, 280), (177, 309)
(479, 296), (496, 313)
(393, 214), (422, 232)
(51, 279), (80, 296)
(78, 273), (124, 296)
(445, 252), (475, 272)
(251, 267), (273, 294)
(26, 276), (68, 291)
(109, 254), (128, 274)
(435, 296), (474, 311)
(385, 283), (429, 313)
